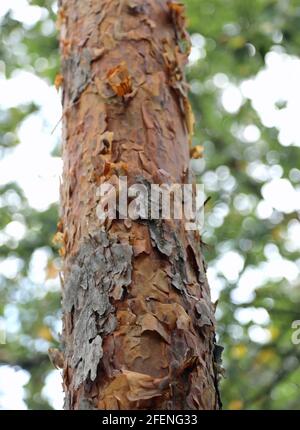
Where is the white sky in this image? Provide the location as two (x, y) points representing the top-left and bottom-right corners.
(0, 0), (300, 410)
(0, 71), (62, 211)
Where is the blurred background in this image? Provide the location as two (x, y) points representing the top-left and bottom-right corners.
(0, 0), (300, 410)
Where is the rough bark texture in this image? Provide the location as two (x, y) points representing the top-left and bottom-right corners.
(59, 0), (221, 410)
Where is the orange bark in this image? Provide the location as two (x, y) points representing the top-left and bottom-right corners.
(59, 0), (221, 410)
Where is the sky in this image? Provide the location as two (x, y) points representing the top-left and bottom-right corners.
(0, 0), (300, 410)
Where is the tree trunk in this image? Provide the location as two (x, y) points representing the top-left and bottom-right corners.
(59, 0), (221, 410)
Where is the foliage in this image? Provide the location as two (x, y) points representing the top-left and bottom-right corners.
(0, 0), (299, 409)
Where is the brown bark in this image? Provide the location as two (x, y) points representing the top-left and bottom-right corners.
(59, 0), (221, 410)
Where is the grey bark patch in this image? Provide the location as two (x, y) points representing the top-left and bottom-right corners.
(149, 220), (174, 257)
(63, 230), (133, 389)
(149, 219), (187, 292)
(63, 392), (71, 410)
(84, 335), (103, 382)
(62, 48), (92, 103)
(132, 177), (190, 294)
(195, 298), (215, 328)
(77, 396), (97, 410)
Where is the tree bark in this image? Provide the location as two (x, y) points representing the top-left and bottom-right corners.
(59, 0), (221, 410)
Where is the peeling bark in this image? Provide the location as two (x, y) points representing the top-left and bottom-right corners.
(60, 0), (221, 410)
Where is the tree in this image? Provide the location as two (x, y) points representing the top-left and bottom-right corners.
(59, 0), (220, 410)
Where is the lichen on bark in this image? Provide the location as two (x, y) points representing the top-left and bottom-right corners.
(63, 231), (132, 393)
